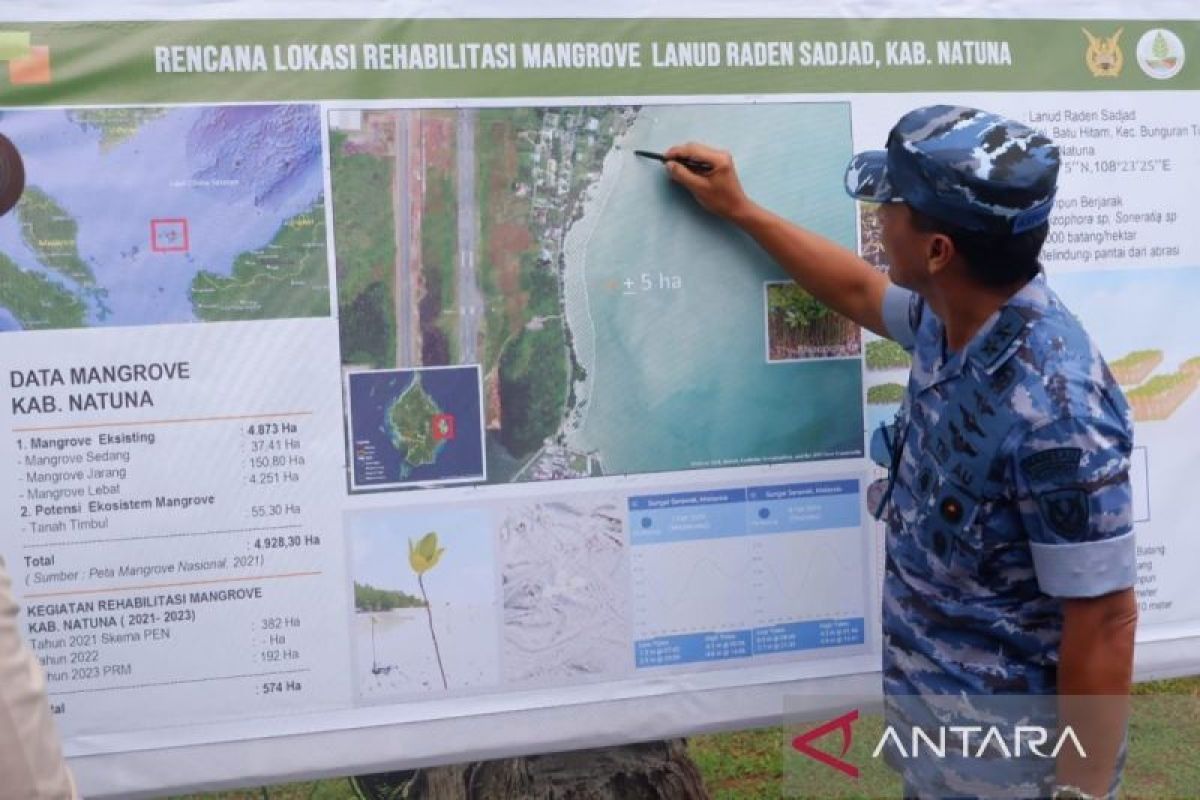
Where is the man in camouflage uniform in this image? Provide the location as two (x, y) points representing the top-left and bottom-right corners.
(664, 106), (1137, 800)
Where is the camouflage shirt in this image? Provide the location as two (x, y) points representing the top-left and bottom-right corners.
(872, 273), (1136, 797)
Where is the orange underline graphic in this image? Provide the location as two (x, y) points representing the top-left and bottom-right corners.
(12, 410), (313, 433)
(24, 571), (322, 599)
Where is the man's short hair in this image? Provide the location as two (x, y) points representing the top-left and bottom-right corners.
(907, 205), (1048, 287)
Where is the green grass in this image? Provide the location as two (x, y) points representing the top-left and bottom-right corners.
(483, 303), (509, 373)
(475, 110), (534, 377)
(173, 676), (1200, 800)
(436, 314), (459, 364)
(169, 782), (354, 800)
(691, 726), (799, 799)
(421, 171), (457, 320)
(329, 131), (396, 309)
(474, 112), (508, 375)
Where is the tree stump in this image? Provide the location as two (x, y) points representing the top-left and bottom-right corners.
(352, 739), (711, 800)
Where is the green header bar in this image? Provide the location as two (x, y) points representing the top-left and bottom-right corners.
(0, 18), (1196, 105)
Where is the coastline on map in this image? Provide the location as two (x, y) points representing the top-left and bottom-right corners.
(559, 113), (635, 466)
(330, 103), (862, 484)
(328, 106), (633, 484)
(481, 107), (637, 483)
(558, 102), (862, 475)
(345, 365), (486, 492)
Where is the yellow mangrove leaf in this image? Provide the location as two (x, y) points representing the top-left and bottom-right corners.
(408, 532), (445, 574)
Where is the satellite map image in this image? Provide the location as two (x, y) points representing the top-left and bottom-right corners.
(329, 102), (863, 490)
(0, 104), (329, 330)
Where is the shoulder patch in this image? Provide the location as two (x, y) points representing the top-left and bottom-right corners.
(1020, 447), (1083, 484)
(975, 306), (1031, 371)
(1036, 488), (1090, 537)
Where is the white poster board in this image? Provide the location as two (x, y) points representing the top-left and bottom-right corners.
(0, 2), (1197, 796)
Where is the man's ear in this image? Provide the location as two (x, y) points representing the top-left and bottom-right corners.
(926, 233), (956, 275)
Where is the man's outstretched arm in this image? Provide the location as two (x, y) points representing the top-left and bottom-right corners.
(664, 142), (894, 339)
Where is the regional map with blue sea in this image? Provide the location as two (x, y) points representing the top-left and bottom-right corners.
(0, 105), (329, 331)
(348, 366), (486, 490)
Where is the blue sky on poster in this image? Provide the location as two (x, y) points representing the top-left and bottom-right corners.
(1050, 266), (1200, 372)
(348, 506), (495, 606)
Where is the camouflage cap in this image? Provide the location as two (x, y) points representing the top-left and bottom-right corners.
(844, 105), (1059, 235)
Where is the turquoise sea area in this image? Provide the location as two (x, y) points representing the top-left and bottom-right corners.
(565, 103), (863, 474)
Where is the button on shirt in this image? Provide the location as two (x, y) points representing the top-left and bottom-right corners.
(874, 274), (1136, 796)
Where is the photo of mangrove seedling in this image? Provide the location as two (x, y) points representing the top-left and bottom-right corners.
(764, 281), (861, 362)
(347, 506), (500, 702)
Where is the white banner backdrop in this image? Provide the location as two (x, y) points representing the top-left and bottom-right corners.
(0, 2), (1196, 796)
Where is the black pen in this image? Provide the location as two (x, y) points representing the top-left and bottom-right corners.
(634, 149), (714, 174)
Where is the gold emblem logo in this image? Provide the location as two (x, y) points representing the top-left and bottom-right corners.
(1082, 27), (1124, 78)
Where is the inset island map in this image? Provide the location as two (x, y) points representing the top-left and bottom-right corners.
(0, 105), (329, 331)
(347, 366), (486, 489)
(330, 103), (862, 489)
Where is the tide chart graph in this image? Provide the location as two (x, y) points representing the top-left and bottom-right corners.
(629, 480), (868, 668)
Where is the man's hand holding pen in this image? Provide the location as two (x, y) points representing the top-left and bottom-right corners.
(661, 142), (755, 223)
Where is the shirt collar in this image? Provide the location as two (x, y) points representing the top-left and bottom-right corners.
(915, 272), (1049, 392)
